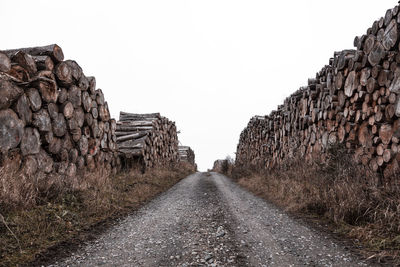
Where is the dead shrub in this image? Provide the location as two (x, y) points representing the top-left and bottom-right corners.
(0, 162), (194, 267)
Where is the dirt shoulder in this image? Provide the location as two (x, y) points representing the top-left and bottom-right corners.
(231, 171), (399, 266)
(0, 164), (194, 267)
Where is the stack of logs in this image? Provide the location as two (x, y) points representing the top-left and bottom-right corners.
(178, 146), (196, 167)
(116, 112), (179, 169)
(236, 4), (400, 179)
(212, 159), (229, 173)
(0, 44), (119, 179)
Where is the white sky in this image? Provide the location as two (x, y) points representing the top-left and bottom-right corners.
(0, 0), (396, 170)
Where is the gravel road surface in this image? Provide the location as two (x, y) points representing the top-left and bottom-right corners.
(49, 172), (369, 266)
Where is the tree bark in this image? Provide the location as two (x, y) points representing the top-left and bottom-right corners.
(1, 44), (64, 63)
(0, 79), (23, 109)
(0, 109), (24, 153)
(15, 94), (32, 124)
(0, 52), (11, 72)
(20, 127), (40, 156)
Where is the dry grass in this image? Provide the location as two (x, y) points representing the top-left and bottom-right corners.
(0, 162), (194, 267)
(230, 146), (400, 264)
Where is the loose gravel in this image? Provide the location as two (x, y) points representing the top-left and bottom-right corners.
(48, 172), (369, 266)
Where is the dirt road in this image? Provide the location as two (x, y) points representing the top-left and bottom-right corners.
(49, 172), (368, 266)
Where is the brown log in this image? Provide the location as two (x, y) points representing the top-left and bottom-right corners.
(62, 133), (74, 150)
(32, 55), (54, 71)
(83, 126), (91, 137)
(389, 92), (397, 104)
(377, 143), (385, 156)
(43, 131), (54, 145)
(92, 107), (98, 119)
(7, 64), (30, 81)
(0, 79), (23, 109)
(74, 107), (85, 127)
(91, 120), (100, 138)
(82, 91), (92, 112)
(15, 94), (32, 124)
(26, 88), (42, 111)
(0, 52), (11, 72)
(84, 113), (93, 127)
(78, 75), (89, 91)
(98, 104), (110, 121)
(36, 71), (58, 103)
(377, 156), (384, 166)
(87, 76), (96, 94)
(395, 96), (400, 117)
(382, 19), (398, 50)
(20, 127), (40, 156)
(385, 104), (395, 120)
(1, 44), (64, 63)
(383, 149), (393, 162)
(79, 136), (89, 156)
(389, 67), (400, 93)
(338, 125), (346, 143)
(58, 87), (68, 104)
(116, 126), (153, 131)
(63, 102), (74, 119)
(378, 70), (389, 86)
(344, 71), (358, 97)
(0, 109), (24, 152)
(360, 68), (371, 86)
(96, 89), (105, 105)
(366, 77), (378, 93)
(48, 137), (62, 155)
(116, 131), (149, 142)
(67, 117), (80, 135)
(52, 113), (67, 137)
(68, 85), (82, 108)
(11, 51), (37, 75)
(368, 41), (385, 66)
(33, 109), (51, 132)
(363, 35), (375, 54)
(60, 148), (69, 162)
(358, 122), (371, 147)
(55, 61), (73, 86)
(119, 112), (160, 121)
(379, 124), (393, 145)
(335, 72), (344, 90)
(64, 60), (82, 82)
(47, 102), (58, 119)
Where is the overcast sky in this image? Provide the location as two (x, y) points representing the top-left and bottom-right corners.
(0, 0), (396, 170)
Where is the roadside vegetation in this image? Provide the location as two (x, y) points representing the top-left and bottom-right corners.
(221, 146), (400, 264)
(0, 162), (194, 267)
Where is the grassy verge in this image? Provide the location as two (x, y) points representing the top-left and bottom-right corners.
(226, 147), (400, 265)
(0, 163), (194, 267)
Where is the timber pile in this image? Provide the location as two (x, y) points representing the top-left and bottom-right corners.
(178, 146), (195, 166)
(0, 44), (119, 179)
(116, 112), (179, 169)
(236, 4), (400, 179)
(212, 159), (228, 173)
